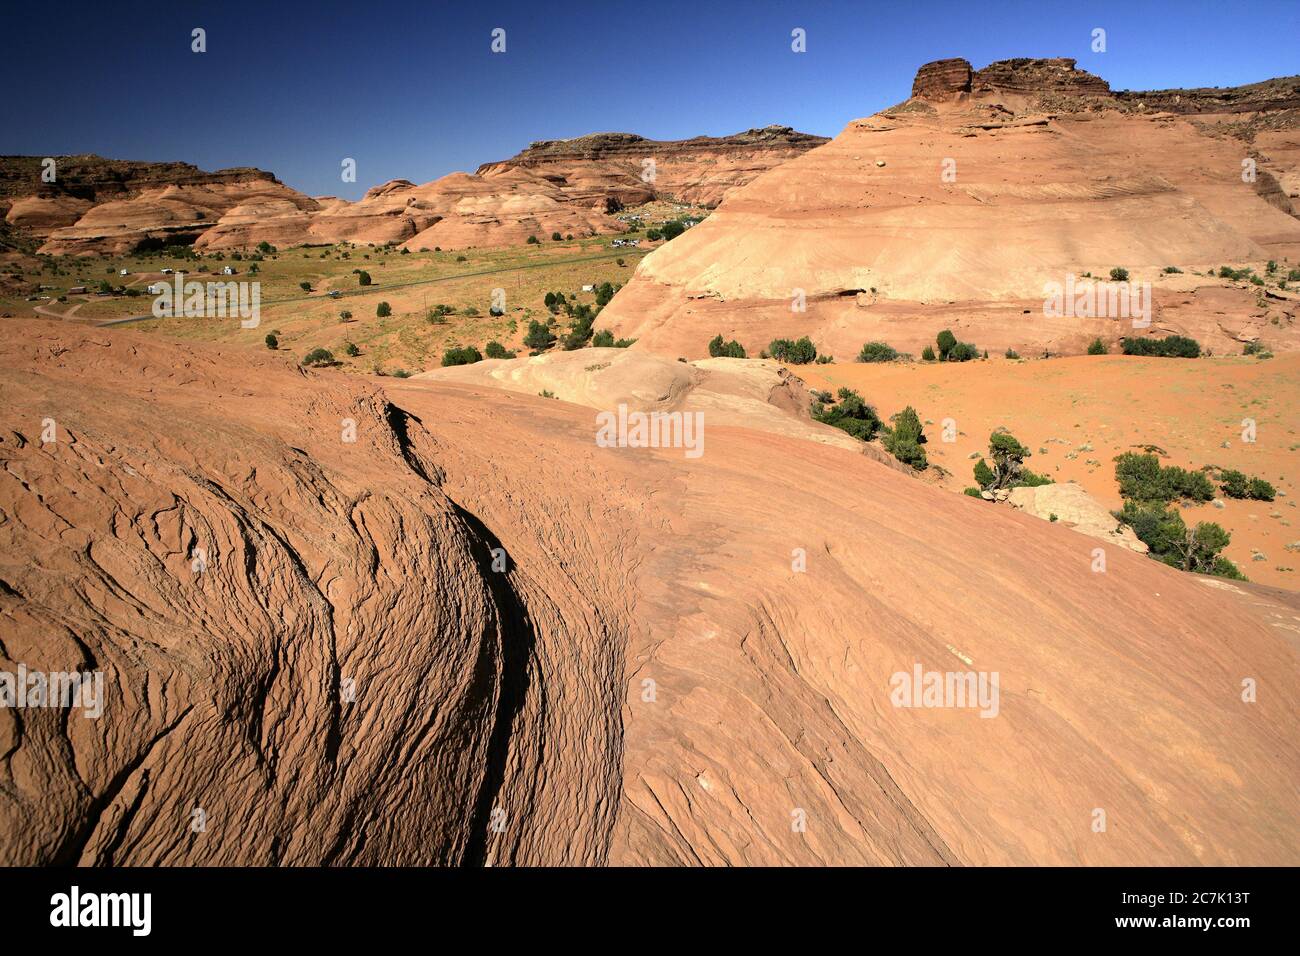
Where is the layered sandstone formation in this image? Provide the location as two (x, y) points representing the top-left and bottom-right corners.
(0, 155), (307, 256)
(11, 126), (826, 256)
(1, 318), (1297, 865)
(477, 126), (829, 208)
(600, 58), (1300, 358)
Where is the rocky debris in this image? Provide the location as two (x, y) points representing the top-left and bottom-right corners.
(972, 57), (1110, 97)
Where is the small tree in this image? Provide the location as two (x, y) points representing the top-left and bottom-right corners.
(485, 341), (516, 359)
(769, 336), (817, 364)
(882, 406), (927, 469)
(936, 329), (956, 361)
(343, 342), (360, 357)
(921, 345), (936, 362)
(551, 232), (563, 241)
(1109, 267), (1129, 282)
(523, 320), (556, 351)
(441, 345), (483, 367)
(857, 341), (899, 363)
(299, 281), (312, 292)
(357, 271), (372, 286)
(526, 235), (539, 244)
(302, 348), (334, 367)
(376, 302), (391, 318)
(1087, 338), (1108, 355)
(264, 333), (278, 350)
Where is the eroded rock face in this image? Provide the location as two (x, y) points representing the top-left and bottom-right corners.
(13, 126), (827, 255)
(599, 58), (1300, 359)
(911, 58), (973, 99)
(477, 126), (830, 209)
(2, 319), (1298, 866)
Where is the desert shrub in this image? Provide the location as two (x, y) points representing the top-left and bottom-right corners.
(1121, 335), (1200, 358)
(441, 345), (482, 367)
(769, 336), (817, 364)
(264, 333), (278, 350)
(526, 235), (539, 244)
(339, 310), (352, 321)
(936, 329), (956, 360)
(1242, 341), (1269, 356)
(963, 487), (983, 498)
(1004, 348), (1020, 359)
(594, 282), (616, 307)
(1248, 477), (1276, 501)
(1116, 501), (1245, 579)
(974, 430), (1051, 491)
(1219, 469), (1249, 499)
(882, 406), (927, 469)
(551, 232), (562, 241)
(812, 387), (882, 442)
(613, 337), (636, 348)
(1087, 338), (1108, 355)
(1114, 452), (1214, 503)
(1218, 265), (1253, 282)
(523, 320), (556, 351)
(301, 348), (334, 367)
(947, 341), (979, 362)
(376, 301), (391, 318)
(484, 340), (515, 359)
(1288, 268), (1300, 282)
(343, 342), (360, 357)
(357, 271), (371, 286)
(858, 341), (899, 363)
(1109, 267), (1129, 282)
(592, 330), (615, 348)
(390, 369), (412, 378)
(1162, 266), (1183, 274)
(708, 334), (746, 358)
(921, 345), (936, 362)
(299, 281), (312, 292)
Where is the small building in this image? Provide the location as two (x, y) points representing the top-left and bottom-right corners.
(119, 269), (129, 276)
(161, 268), (174, 274)
(582, 284), (595, 292)
(146, 283), (165, 295)
(221, 266), (238, 276)
(68, 285), (87, 294)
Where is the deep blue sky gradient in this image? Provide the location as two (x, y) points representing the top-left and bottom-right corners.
(2, 0), (1296, 198)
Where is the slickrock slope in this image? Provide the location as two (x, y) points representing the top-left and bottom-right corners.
(416, 347), (864, 453)
(476, 126), (830, 209)
(2, 319), (1297, 865)
(600, 59), (1300, 358)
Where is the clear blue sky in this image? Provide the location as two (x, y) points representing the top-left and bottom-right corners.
(2, 0), (1296, 199)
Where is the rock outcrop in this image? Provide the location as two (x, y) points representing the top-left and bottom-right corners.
(12, 126), (827, 256)
(477, 126), (829, 209)
(1, 318), (1297, 865)
(599, 58), (1300, 359)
